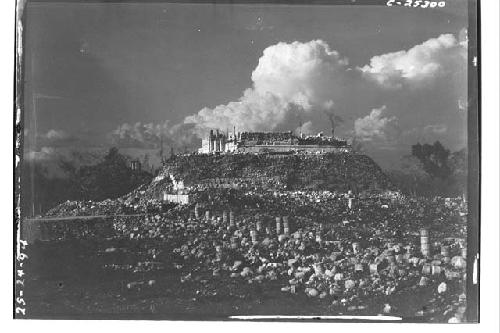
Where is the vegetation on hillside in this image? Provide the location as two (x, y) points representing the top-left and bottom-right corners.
(161, 152), (393, 193)
(387, 142), (467, 198)
(21, 148), (152, 216)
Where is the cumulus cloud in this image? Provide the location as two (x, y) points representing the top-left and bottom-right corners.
(359, 34), (467, 89)
(184, 40), (349, 134)
(25, 146), (58, 161)
(31, 129), (82, 147)
(251, 40), (348, 105)
(458, 27), (468, 48)
(44, 129), (69, 141)
(106, 32), (464, 159)
(457, 99), (468, 112)
(109, 121), (199, 149)
(182, 34), (465, 140)
(424, 124), (448, 135)
(184, 89), (290, 133)
(110, 122), (164, 148)
(354, 106), (400, 142)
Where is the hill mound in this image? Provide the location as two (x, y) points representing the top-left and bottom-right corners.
(44, 152), (394, 217)
(157, 152), (393, 193)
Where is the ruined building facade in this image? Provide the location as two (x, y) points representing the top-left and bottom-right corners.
(199, 129), (352, 154)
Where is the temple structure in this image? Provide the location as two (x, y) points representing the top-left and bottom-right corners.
(198, 129), (352, 154)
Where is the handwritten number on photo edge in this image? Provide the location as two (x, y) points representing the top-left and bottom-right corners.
(404, 0), (412, 6)
(421, 1), (430, 8)
(387, 0), (395, 6)
(414, 0), (422, 7)
(16, 242), (27, 316)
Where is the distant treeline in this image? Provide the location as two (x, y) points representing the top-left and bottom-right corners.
(387, 141), (467, 198)
(20, 148), (153, 217)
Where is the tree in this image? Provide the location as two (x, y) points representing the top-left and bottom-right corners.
(411, 141), (451, 179)
(448, 148), (468, 196)
(388, 143), (468, 197)
(21, 160), (75, 217)
(59, 147), (153, 202)
(21, 148), (154, 216)
(392, 155), (431, 196)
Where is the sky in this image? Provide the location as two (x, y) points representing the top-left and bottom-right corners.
(23, 0), (470, 170)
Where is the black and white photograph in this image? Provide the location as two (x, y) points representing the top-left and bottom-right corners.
(13, 0), (486, 323)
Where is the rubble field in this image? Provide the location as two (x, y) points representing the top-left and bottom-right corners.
(23, 189), (468, 321)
